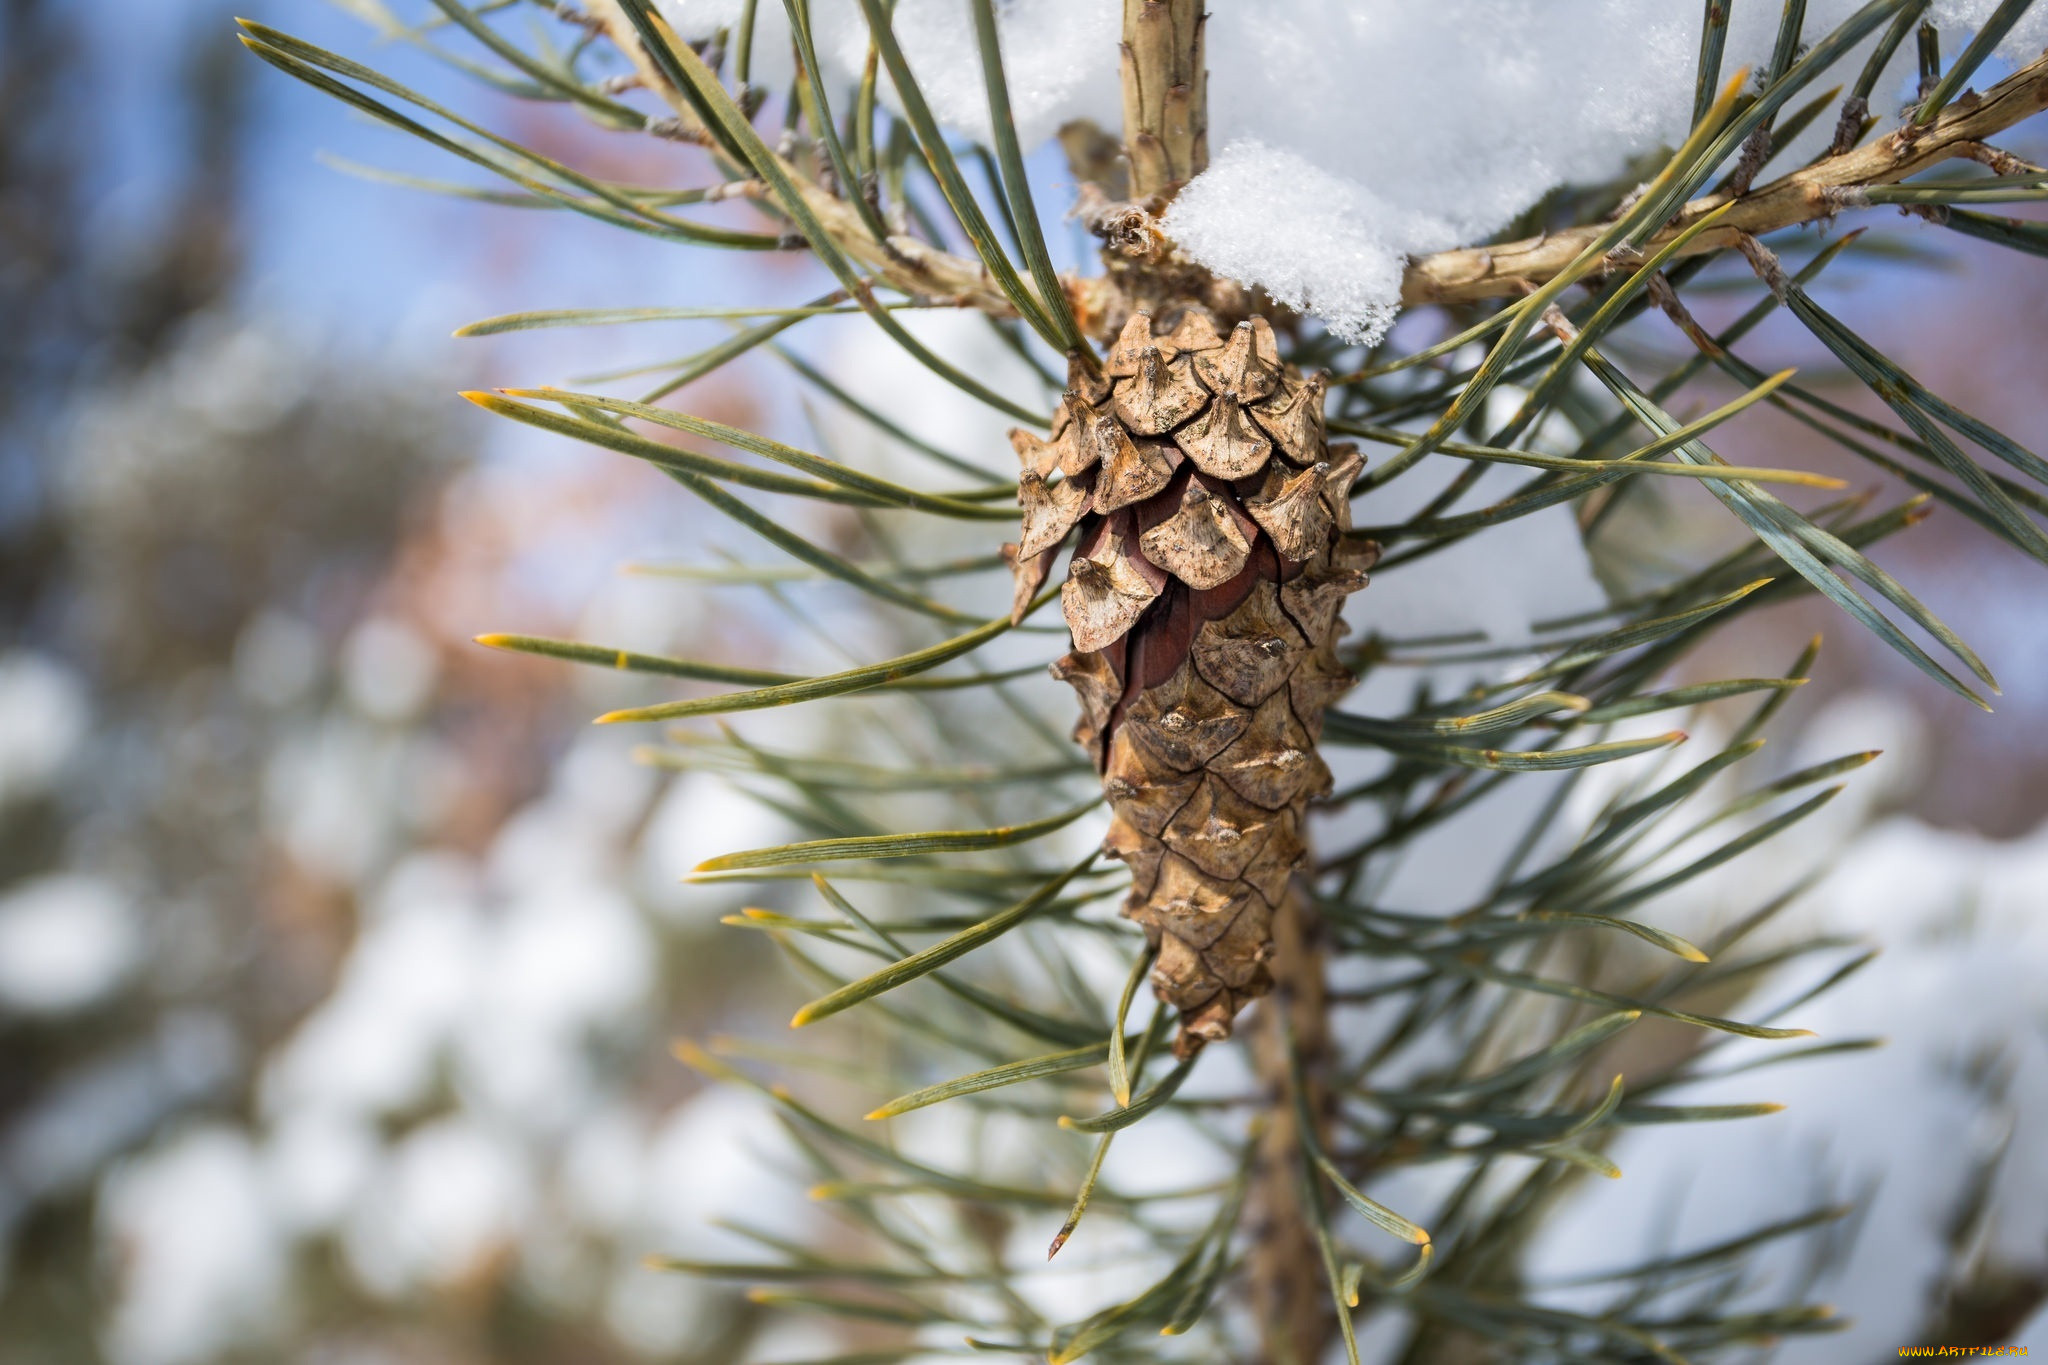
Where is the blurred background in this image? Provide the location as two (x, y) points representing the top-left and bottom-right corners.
(3, 2), (2047, 1362)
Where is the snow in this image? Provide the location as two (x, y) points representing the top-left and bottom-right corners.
(259, 852), (485, 1120)
(649, 0), (749, 39)
(261, 804), (659, 1136)
(692, 1), (2048, 346)
(262, 715), (412, 882)
(558, 1104), (647, 1235)
(342, 1117), (534, 1295)
(229, 727), (811, 1325)
(639, 1086), (814, 1259)
(4, 1013), (240, 1202)
(829, 0), (1121, 148)
(99, 1126), (286, 1365)
(0, 874), (141, 1015)
(1171, 1), (1699, 343)
(603, 1268), (714, 1357)
(1528, 694), (2048, 1358)
(261, 1112), (379, 1235)
(232, 609), (321, 709)
(653, 0), (1121, 148)
(340, 616), (439, 723)
(1935, 0), (2048, 54)
(1162, 141), (1426, 348)
(1163, 0), (2048, 346)
(454, 879), (656, 1127)
(0, 651), (88, 807)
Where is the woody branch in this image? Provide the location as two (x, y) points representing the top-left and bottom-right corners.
(1402, 49), (2048, 305)
(589, 12), (2048, 339)
(1107, 6), (1344, 1362)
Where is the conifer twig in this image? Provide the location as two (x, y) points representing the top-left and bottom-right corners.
(586, 10), (2048, 334)
(1119, 0), (1208, 202)
(584, 0), (1029, 315)
(1248, 885), (1342, 1362)
(1400, 46), (2048, 305)
(252, 5), (2048, 1357)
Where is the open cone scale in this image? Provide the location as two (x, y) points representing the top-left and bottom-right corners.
(1005, 309), (1376, 1057)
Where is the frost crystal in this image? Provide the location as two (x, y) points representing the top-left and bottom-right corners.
(1162, 141), (1435, 347)
(1931, 0), (2048, 59)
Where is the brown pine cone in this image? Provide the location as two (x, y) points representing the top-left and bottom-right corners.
(1004, 309), (1376, 1058)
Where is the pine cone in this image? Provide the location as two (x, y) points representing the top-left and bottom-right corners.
(1005, 310), (1376, 1058)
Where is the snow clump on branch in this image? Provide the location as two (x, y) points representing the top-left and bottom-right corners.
(655, 0), (2048, 346)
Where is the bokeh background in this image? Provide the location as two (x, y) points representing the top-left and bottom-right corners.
(4, 2), (2048, 1362)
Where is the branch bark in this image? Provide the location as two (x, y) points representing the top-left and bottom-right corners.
(587, 0), (1020, 314)
(1247, 886), (1340, 1364)
(1120, 0), (1208, 203)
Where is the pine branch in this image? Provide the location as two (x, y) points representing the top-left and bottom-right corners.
(588, 10), (2048, 336)
(246, 6), (2048, 1359)
(1402, 45), (2048, 305)
(1248, 887), (1343, 1364)
(582, 0), (1028, 317)
(1120, 0), (1208, 202)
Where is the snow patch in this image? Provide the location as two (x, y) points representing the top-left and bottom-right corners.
(1161, 141), (1424, 345)
(1532, 698), (2048, 1359)
(0, 651), (88, 807)
(232, 609), (321, 709)
(341, 616), (439, 723)
(100, 1126), (285, 1365)
(1174, 0), (2048, 343)
(0, 874), (141, 1015)
(841, 0), (1121, 149)
(342, 1117), (533, 1296)
(817, 1), (2047, 344)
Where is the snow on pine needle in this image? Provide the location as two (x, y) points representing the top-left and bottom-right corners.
(659, 0), (2048, 345)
